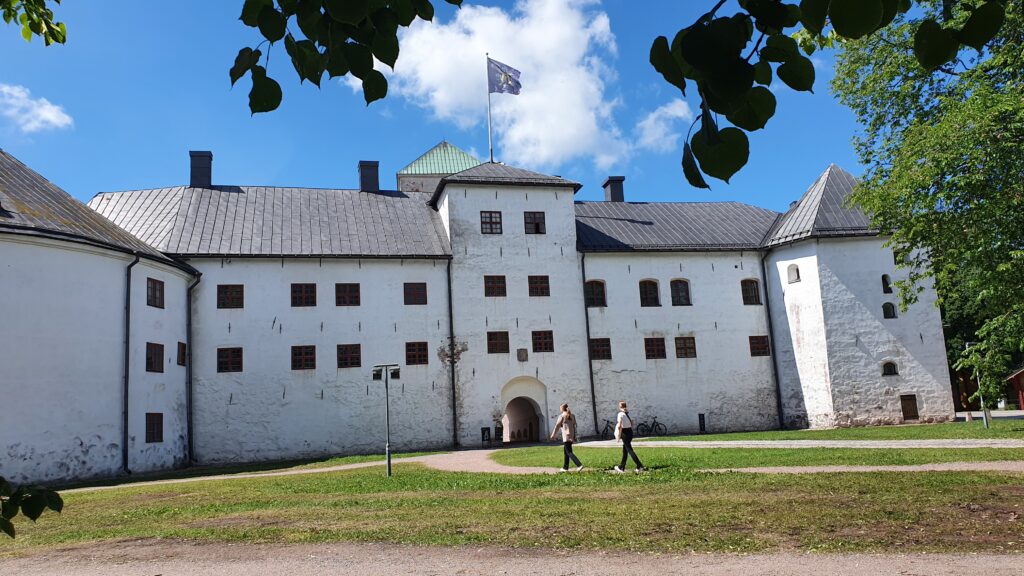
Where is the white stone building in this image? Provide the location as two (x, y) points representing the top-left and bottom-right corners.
(0, 143), (955, 484)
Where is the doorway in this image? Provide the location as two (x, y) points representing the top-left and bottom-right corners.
(502, 396), (541, 443)
(900, 394), (920, 421)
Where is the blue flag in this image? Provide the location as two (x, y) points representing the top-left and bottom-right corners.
(487, 58), (522, 95)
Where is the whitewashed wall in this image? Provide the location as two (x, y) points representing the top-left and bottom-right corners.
(0, 235), (189, 484)
(444, 184), (594, 445)
(188, 257), (454, 464)
(583, 251), (779, 434)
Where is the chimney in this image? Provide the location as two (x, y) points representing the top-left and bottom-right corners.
(189, 151), (213, 188)
(603, 176), (625, 202)
(358, 160), (379, 193)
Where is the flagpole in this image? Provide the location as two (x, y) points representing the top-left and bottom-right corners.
(486, 53), (494, 163)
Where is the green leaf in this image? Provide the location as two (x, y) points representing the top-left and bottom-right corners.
(799, 0), (829, 35)
(897, 0), (911, 13)
(956, 1), (1005, 50)
(372, 30), (400, 68)
(286, 37), (326, 86)
(725, 86), (777, 131)
(0, 478), (12, 498)
(240, 0), (272, 26)
(0, 517), (13, 539)
(249, 66), (283, 114)
(681, 16), (749, 76)
(1, 499), (18, 520)
(295, 0), (323, 40)
(230, 48), (260, 86)
(691, 126), (749, 183)
(362, 68), (388, 105)
(753, 60), (772, 85)
(743, 0), (795, 34)
(257, 6), (286, 43)
(391, 0), (417, 26)
(777, 53), (815, 91)
(371, 8), (400, 36)
(650, 36), (687, 94)
(44, 490), (63, 514)
(20, 22), (31, 42)
(829, 0), (883, 40)
(278, 0), (299, 17)
(682, 143), (711, 189)
(878, 0), (899, 29)
(325, 0), (369, 25)
(344, 42), (374, 78)
(914, 19), (959, 70)
(412, 0), (435, 21)
(705, 60), (755, 104)
(19, 493), (46, 521)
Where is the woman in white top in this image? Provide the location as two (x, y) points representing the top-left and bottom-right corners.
(550, 403), (584, 472)
(614, 401), (645, 473)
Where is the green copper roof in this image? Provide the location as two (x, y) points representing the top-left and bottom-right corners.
(398, 141), (482, 175)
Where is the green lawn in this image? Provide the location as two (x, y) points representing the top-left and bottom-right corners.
(3, 447), (1023, 557)
(636, 418), (1024, 442)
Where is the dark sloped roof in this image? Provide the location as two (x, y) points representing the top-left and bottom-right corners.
(765, 164), (874, 247)
(0, 149), (180, 266)
(575, 201), (780, 252)
(398, 141), (481, 175)
(428, 162), (581, 207)
(88, 186), (452, 258)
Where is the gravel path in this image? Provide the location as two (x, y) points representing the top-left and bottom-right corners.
(2, 539), (1021, 575)
(705, 459), (1024, 474)
(585, 438), (1024, 449)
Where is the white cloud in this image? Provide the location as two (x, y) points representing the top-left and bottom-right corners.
(0, 84), (73, 133)
(351, 0), (628, 171)
(634, 98), (693, 153)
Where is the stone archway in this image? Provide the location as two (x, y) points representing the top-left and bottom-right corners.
(499, 377), (547, 444)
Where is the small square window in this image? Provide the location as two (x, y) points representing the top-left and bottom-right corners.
(675, 336), (697, 358)
(484, 275), (507, 297)
(670, 280), (691, 306)
(145, 343), (164, 373)
(585, 281), (606, 307)
(406, 341), (429, 365)
(404, 282), (428, 305)
(217, 347), (243, 372)
(532, 330), (554, 353)
(528, 275), (550, 297)
(749, 336), (771, 357)
(524, 211), (546, 234)
(337, 344), (361, 368)
(589, 338), (612, 360)
(291, 283), (317, 307)
(145, 413), (163, 443)
(639, 281), (660, 307)
(480, 211), (503, 234)
(487, 331), (510, 354)
(217, 284), (244, 309)
(336, 283), (360, 306)
(644, 337), (666, 359)
(741, 280), (762, 305)
(291, 345), (316, 370)
(177, 342), (187, 366)
(146, 278), (165, 309)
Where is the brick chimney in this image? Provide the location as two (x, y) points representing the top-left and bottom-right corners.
(603, 176), (624, 202)
(189, 151), (213, 188)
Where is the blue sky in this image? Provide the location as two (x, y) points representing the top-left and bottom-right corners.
(0, 0), (861, 211)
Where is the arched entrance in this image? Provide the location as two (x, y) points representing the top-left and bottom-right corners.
(499, 376), (547, 444)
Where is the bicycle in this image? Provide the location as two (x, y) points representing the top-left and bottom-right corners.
(635, 415), (668, 437)
(598, 419), (616, 440)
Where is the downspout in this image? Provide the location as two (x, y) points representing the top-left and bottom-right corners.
(446, 259), (459, 447)
(580, 253), (599, 436)
(186, 272), (202, 464)
(122, 253), (141, 475)
(760, 252), (786, 429)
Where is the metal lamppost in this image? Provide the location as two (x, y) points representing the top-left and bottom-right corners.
(372, 363), (400, 477)
(965, 342), (990, 429)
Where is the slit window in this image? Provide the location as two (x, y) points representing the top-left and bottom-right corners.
(480, 211), (502, 234)
(882, 275), (893, 294)
(145, 413), (163, 444)
(589, 338), (612, 360)
(336, 283), (360, 306)
(337, 344), (361, 368)
(882, 362), (899, 376)
(645, 337), (667, 359)
(532, 330), (554, 353)
(146, 278), (165, 308)
(675, 336), (697, 358)
(177, 342), (187, 367)
(404, 282), (428, 305)
(639, 280), (660, 307)
(217, 347), (243, 372)
(406, 341), (429, 365)
(291, 283), (317, 307)
(584, 280), (606, 307)
(487, 331), (510, 354)
(670, 280), (691, 306)
(528, 275), (550, 297)
(524, 211), (546, 234)
(741, 279), (762, 305)
(291, 345), (316, 370)
(749, 336), (771, 357)
(883, 302), (898, 319)
(217, 284), (244, 309)
(484, 275), (507, 297)
(145, 343), (164, 373)
(787, 264), (801, 284)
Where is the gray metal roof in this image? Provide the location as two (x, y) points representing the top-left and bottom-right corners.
(0, 148), (180, 266)
(575, 201), (780, 252)
(765, 164), (874, 247)
(88, 186), (452, 258)
(428, 162), (581, 207)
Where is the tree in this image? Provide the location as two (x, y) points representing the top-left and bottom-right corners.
(833, 1), (1023, 406)
(0, 476), (63, 538)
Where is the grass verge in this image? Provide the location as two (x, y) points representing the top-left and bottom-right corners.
(637, 419), (1024, 442)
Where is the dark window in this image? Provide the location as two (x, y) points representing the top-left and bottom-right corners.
(337, 344), (361, 368)
(589, 338), (612, 360)
(145, 343), (164, 373)
(645, 337), (666, 359)
(882, 361), (899, 376)
(524, 211), (546, 234)
(882, 302), (898, 319)
(749, 336), (771, 357)
(675, 336), (697, 358)
(483, 275), (507, 297)
(291, 283), (317, 307)
(336, 283), (360, 306)
(741, 279), (762, 305)
(487, 331), (510, 354)
(217, 347), (243, 372)
(480, 211), (503, 234)
(585, 280), (606, 307)
(532, 330), (554, 353)
(406, 341), (429, 365)
(145, 413), (163, 444)
(670, 280), (691, 306)
(528, 275), (550, 297)
(404, 282), (428, 305)
(177, 342), (187, 366)
(146, 278), (165, 309)
(217, 284), (244, 309)
(639, 280), (660, 307)
(291, 345), (316, 370)
(882, 275), (893, 294)
(900, 394), (919, 420)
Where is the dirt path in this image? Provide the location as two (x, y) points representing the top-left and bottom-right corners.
(587, 438), (1024, 448)
(705, 459), (1024, 474)
(2, 539), (1021, 575)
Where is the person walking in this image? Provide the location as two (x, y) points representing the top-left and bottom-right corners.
(551, 403), (584, 472)
(614, 401), (645, 473)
